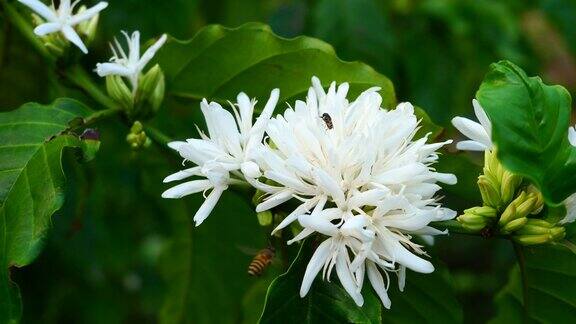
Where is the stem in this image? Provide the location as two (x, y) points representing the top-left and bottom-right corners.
(144, 125), (172, 148)
(65, 65), (117, 110)
(1, 0), (54, 63)
(431, 220), (509, 238)
(82, 107), (123, 127)
(513, 243), (529, 321)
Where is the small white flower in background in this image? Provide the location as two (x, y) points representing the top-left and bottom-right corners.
(251, 78), (456, 307)
(162, 89), (279, 226)
(18, 0), (108, 53)
(451, 99), (492, 151)
(568, 126), (576, 147)
(95, 31), (167, 92)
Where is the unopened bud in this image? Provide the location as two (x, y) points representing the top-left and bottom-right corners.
(457, 213), (489, 232)
(514, 234), (551, 246)
(527, 185), (544, 214)
(126, 121), (151, 150)
(513, 221), (566, 245)
(478, 175), (501, 209)
(107, 75), (134, 110)
(257, 211), (273, 226)
(501, 217), (527, 234)
(500, 171), (522, 205)
(137, 64), (165, 115)
(499, 191), (536, 227)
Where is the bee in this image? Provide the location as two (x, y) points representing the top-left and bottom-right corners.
(247, 246), (276, 276)
(321, 113), (333, 130)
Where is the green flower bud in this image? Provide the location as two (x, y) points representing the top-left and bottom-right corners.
(137, 65), (165, 116)
(500, 171), (522, 206)
(257, 211), (273, 226)
(478, 175), (502, 209)
(527, 185), (544, 214)
(126, 121), (151, 150)
(465, 206), (498, 218)
(514, 234), (551, 246)
(106, 75), (134, 110)
(457, 213), (489, 232)
(498, 191), (536, 227)
(501, 217), (527, 234)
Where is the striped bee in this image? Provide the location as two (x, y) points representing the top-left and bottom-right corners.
(321, 113), (333, 130)
(247, 247), (276, 276)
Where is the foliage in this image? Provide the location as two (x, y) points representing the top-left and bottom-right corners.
(1, 0), (576, 323)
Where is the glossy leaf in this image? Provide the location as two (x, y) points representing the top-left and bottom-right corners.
(156, 22), (396, 108)
(0, 99), (96, 323)
(476, 60), (576, 204)
(259, 240), (382, 324)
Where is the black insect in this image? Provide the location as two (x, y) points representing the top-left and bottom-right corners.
(321, 113), (333, 130)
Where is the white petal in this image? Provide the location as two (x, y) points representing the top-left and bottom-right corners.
(34, 22), (61, 36)
(434, 172), (457, 185)
(271, 199), (316, 234)
(393, 241), (434, 273)
(240, 161), (261, 178)
(451, 116), (491, 148)
(561, 193), (576, 224)
(336, 247), (364, 306)
(287, 228), (314, 245)
(163, 167), (202, 183)
(95, 62), (133, 77)
(61, 24), (88, 53)
(193, 187), (225, 226)
(300, 239), (332, 297)
(569, 127), (576, 147)
(398, 265), (406, 292)
(367, 262), (391, 309)
(69, 2), (108, 25)
(256, 190), (293, 212)
(455, 140), (488, 151)
(472, 99), (491, 136)
(161, 179), (212, 199)
(297, 213), (338, 237)
(18, 0), (58, 21)
(138, 34), (167, 70)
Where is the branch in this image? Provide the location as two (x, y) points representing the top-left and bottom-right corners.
(65, 65), (117, 110)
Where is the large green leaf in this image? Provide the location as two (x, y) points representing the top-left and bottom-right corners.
(156, 22), (396, 108)
(476, 60), (575, 204)
(259, 240), (382, 324)
(0, 99), (96, 323)
(491, 224), (576, 323)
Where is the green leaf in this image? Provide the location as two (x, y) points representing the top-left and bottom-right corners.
(382, 263), (463, 323)
(476, 60), (575, 204)
(491, 225), (576, 323)
(156, 22), (396, 108)
(259, 240), (382, 324)
(0, 99), (96, 323)
(159, 192), (277, 324)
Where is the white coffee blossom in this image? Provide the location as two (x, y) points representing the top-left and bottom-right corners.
(162, 89), (279, 226)
(95, 31), (167, 93)
(162, 77), (456, 307)
(452, 99), (576, 225)
(249, 78), (456, 307)
(18, 0), (108, 53)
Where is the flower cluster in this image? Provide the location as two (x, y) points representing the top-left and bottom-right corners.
(452, 100), (576, 232)
(163, 77), (457, 307)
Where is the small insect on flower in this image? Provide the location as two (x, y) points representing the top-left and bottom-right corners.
(320, 113), (333, 129)
(247, 246), (275, 276)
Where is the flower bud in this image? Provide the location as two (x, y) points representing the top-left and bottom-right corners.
(457, 212), (490, 232)
(257, 210), (273, 226)
(126, 121), (151, 150)
(137, 64), (165, 115)
(498, 191), (536, 227)
(513, 234), (551, 246)
(501, 217), (527, 234)
(106, 75), (134, 110)
(478, 175), (501, 209)
(500, 171), (522, 206)
(527, 185), (544, 214)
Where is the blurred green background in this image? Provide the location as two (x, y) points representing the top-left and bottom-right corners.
(1, 0), (576, 323)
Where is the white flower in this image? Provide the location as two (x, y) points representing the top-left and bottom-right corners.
(18, 0), (108, 53)
(95, 31), (167, 92)
(569, 126), (576, 147)
(252, 77), (456, 307)
(451, 99), (492, 151)
(162, 89), (279, 226)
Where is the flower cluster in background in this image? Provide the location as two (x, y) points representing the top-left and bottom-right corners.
(163, 77), (457, 307)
